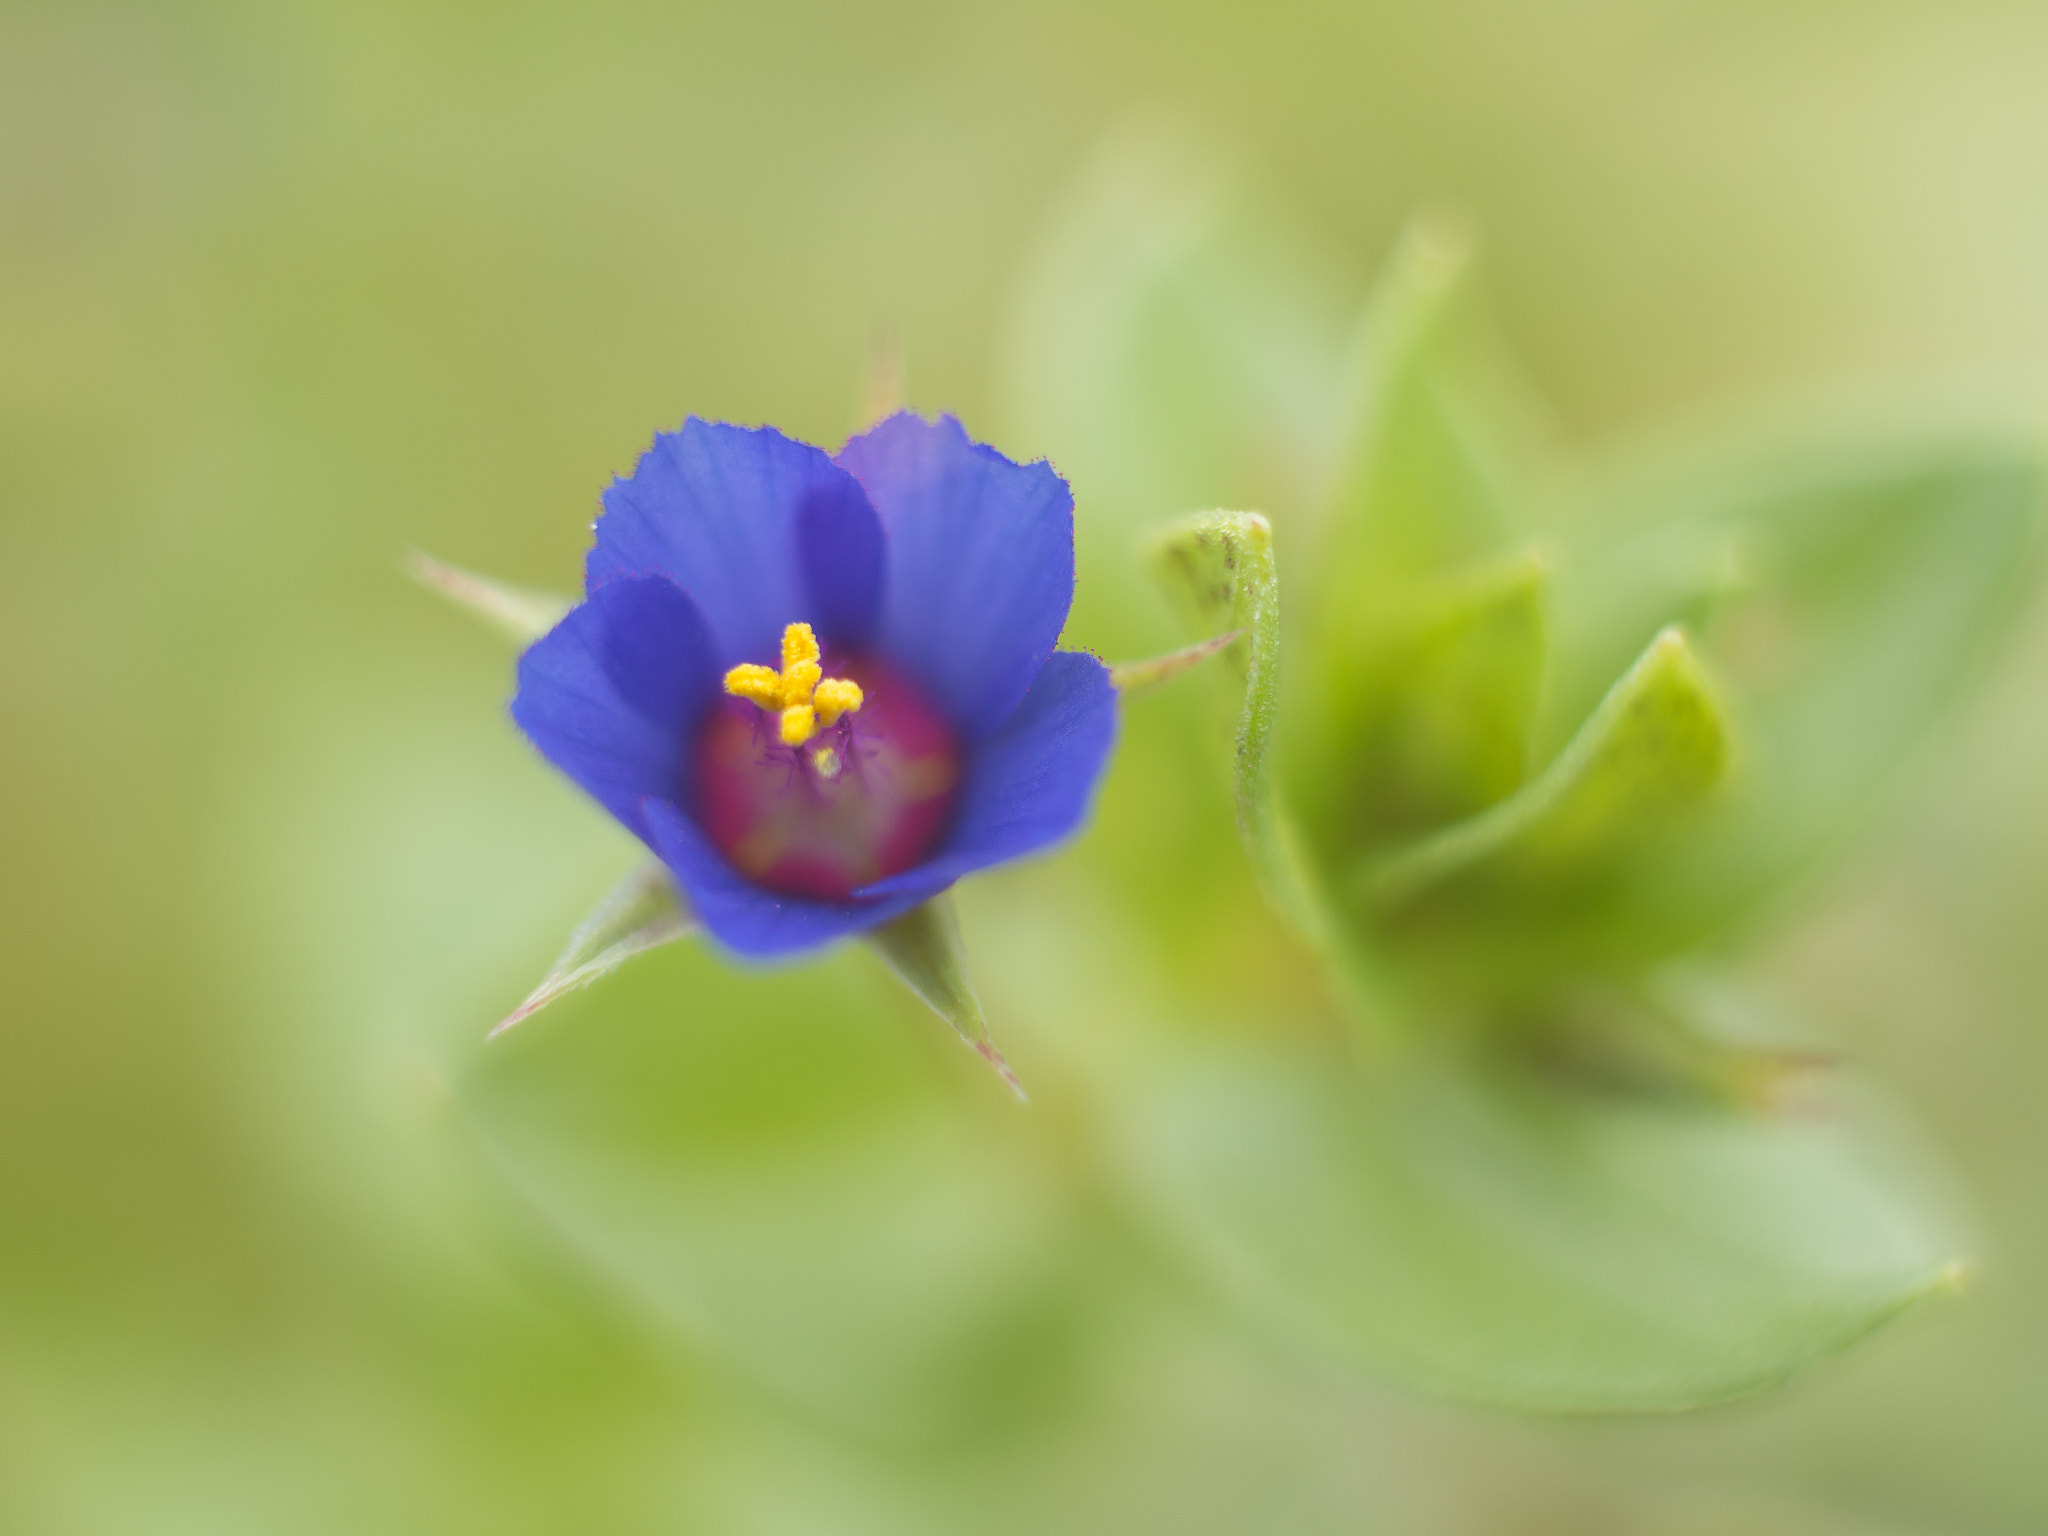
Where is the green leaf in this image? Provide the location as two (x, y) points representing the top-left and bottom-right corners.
(1316, 215), (1520, 637)
(1524, 431), (2044, 964)
(1290, 219), (1555, 877)
(865, 896), (1026, 1101)
(406, 549), (574, 644)
(1298, 548), (1548, 856)
(489, 861), (695, 1038)
(1365, 626), (1730, 910)
(1107, 629), (1244, 696)
(1120, 1042), (1963, 1412)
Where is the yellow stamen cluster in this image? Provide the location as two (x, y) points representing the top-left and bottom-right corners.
(722, 622), (864, 748)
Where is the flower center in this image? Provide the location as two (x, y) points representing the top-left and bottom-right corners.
(696, 623), (960, 900)
(719, 621), (864, 750)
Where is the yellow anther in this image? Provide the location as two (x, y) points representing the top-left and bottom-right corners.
(779, 704), (816, 746)
(722, 663), (785, 709)
(724, 621), (866, 751)
(809, 744), (842, 779)
(781, 622), (820, 672)
(783, 657), (822, 702)
(812, 677), (864, 727)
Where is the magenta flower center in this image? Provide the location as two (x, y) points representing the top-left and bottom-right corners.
(695, 642), (960, 900)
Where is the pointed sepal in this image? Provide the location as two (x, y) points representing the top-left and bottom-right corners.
(407, 549), (575, 646)
(864, 896), (1026, 1101)
(489, 862), (696, 1039)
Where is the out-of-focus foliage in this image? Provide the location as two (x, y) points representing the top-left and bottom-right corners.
(14, 0), (2048, 1530)
(464, 939), (1084, 1444)
(1125, 1048), (1959, 1412)
(454, 130), (2025, 1421)
(1021, 133), (2035, 1408)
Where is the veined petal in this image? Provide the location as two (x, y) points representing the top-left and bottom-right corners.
(511, 577), (720, 845)
(836, 413), (1075, 740)
(798, 471), (886, 654)
(645, 799), (935, 958)
(857, 651), (1117, 899)
(589, 419), (885, 665)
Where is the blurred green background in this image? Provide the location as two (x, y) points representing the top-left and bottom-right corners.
(9, 1), (2048, 1530)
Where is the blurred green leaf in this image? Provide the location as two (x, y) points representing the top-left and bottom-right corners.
(1500, 433), (2045, 971)
(1122, 1043), (1963, 1412)
(1000, 124), (1347, 621)
(460, 943), (1084, 1444)
(1289, 220), (1556, 879)
(1299, 548), (1548, 855)
(407, 549), (575, 645)
(1317, 215), (1512, 628)
(1366, 626), (1729, 911)
(866, 896), (1026, 1101)
(489, 861), (696, 1039)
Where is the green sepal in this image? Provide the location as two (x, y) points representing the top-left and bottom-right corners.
(407, 549), (574, 645)
(864, 896), (1026, 1101)
(490, 862), (695, 1038)
(1365, 625), (1730, 911)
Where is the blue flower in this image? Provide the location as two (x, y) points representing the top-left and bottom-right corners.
(511, 412), (1118, 957)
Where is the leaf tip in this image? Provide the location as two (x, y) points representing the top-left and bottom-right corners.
(1931, 1259), (1973, 1295)
(1401, 203), (1478, 272)
(402, 546), (459, 593)
(977, 1040), (1031, 1103)
(485, 1001), (539, 1041)
(1648, 622), (1692, 660)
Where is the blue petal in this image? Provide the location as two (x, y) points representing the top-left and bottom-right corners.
(645, 800), (937, 958)
(511, 577), (721, 844)
(856, 651), (1117, 900)
(836, 413), (1075, 740)
(589, 419), (885, 665)
(798, 471), (886, 652)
